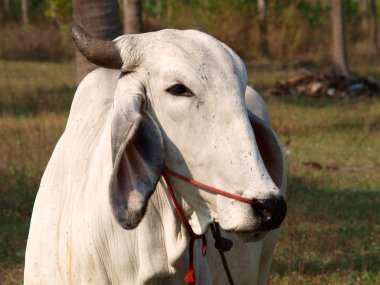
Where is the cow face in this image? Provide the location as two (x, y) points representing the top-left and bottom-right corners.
(72, 25), (286, 242)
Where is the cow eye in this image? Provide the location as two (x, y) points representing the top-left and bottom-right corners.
(119, 71), (130, 78)
(166, 84), (193, 97)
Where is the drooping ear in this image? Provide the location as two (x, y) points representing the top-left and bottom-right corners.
(245, 88), (285, 189)
(109, 81), (164, 230)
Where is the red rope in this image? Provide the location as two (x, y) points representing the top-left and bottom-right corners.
(162, 167), (253, 284)
(164, 167), (254, 205)
(162, 173), (207, 285)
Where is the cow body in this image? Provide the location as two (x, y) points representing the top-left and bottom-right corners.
(25, 28), (286, 285)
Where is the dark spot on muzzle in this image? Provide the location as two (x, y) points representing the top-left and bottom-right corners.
(252, 195), (287, 231)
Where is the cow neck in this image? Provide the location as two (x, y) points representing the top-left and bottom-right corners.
(162, 166), (253, 285)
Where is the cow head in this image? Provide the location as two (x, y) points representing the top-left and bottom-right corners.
(72, 24), (286, 242)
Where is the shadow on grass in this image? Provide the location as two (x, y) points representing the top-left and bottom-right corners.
(0, 84), (75, 116)
(272, 174), (380, 276)
(322, 119), (380, 134)
(286, 175), (379, 222)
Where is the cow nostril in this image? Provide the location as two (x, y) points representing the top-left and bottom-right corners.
(255, 203), (272, 222)
(252, 196), (287, 231)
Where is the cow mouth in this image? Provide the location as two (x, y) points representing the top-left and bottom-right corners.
(227, 229), (268, 242)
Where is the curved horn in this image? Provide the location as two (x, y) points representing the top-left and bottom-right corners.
(71, 23), (123, 69)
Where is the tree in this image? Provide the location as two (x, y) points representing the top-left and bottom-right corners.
(122, 0), (142, 34)
(370, 0), (379, 54)
(21, 0), (29, 25)
(258, 0), (270, 58)
(359, 0), (369, 31)
(4, 0), (10, 14)
(331, 0), (350, 77)
(72, 0), (122, 82)
(4, 0), (9, 11)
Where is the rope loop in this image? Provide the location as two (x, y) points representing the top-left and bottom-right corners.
(162, 169), (236, 285)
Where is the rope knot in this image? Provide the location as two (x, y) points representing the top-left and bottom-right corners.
(214, 236), (233, 252)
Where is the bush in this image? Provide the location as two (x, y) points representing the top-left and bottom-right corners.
(0, 23), (74, 62)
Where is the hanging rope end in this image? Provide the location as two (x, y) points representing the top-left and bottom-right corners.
(201, 235), (207, 256)
(184, 268), (196, 284)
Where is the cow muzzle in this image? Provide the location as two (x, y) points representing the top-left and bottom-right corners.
(252, 195), (287, 232)
(164, 167), (287, 237)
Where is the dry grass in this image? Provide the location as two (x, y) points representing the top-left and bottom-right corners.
(0, 60), (75, 116)
(0, 23), (74, 62)
(0, 114), (66, 173)
(0, 61), (71, 284)
(0, 114), (66, 284)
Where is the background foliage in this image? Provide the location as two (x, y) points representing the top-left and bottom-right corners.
(0, 0), (379, 60)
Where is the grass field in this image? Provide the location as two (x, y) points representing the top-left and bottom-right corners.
(0, 59), (379, 284)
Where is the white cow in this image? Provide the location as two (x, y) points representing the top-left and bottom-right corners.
(24, 25), (287, 285)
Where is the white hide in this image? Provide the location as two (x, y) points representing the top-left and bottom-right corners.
(25, 29), (286, 285)
(115, 30), (283, 236)
(25, 69), (191, 284)
(206, 85), (287, 285)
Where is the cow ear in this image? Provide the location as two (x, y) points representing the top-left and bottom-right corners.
(245, 86), (285, 188)
(247, 110), (285, 189)
(109, 81), (164, 230)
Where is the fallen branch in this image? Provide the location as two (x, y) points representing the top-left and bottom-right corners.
(269, 72), (380, 98)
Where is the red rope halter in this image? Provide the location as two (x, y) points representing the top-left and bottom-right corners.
(164, 167), (255, 205)
(162, 167), (254, 284)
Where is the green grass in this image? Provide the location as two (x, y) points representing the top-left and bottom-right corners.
(0, 60), (379, 284)
(266, 96), (380, 284)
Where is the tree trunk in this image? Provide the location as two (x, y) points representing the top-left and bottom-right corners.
(359, 0), (369, 31)
(4, 0), (10, 13)
(122, 0), (142, 34)
(72, 0), (122, 83)
(22, 0), (29, 25)
(331, 0), (350, 77)
(156, 0), (162, 26)
(258, 0), (270, 58)
(370, 0), (379, 54)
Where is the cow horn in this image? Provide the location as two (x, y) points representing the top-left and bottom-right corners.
(71, 23), (123, 69)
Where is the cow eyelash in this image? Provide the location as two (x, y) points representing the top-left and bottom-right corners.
(166, 84), (194, 97)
